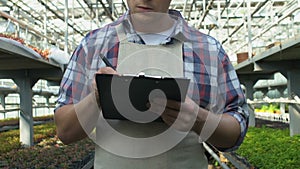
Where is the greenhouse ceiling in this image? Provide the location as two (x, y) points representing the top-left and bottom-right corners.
(0, 0), (300, 61)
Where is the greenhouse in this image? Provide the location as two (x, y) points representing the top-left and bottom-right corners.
(0, 0), (299, 168)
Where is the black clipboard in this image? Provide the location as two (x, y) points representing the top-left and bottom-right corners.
(96, 74), (190, 122)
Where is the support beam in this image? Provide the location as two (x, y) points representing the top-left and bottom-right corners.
(238, 74), (274, 84)
(45, 96), (50, 114)
(13, 76), (38, 147)
(0, 94), (6, 118)
(253, 62), (276, 72)
(64, 0), (69, 54)
(82, 0), (96, 18)
(197, 0), (215, 29)
(222, 0), (269, 44)
(0, 69), (63, 80)
(246, 0), (253, 59)
(254, 60), (300, 74)
(243, 80), (255, 127)
(97, 0), (115, 21)
(182, 0), (188, 17)
(287, 70), (300, 136)
(238, 74), (275, 127)
(37, 0), (85, 36)
(277, 87), (287, 115)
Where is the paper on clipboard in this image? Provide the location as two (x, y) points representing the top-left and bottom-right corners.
(96, 74), (190, 123)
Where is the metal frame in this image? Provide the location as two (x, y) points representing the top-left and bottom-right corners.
(1, 0), (299, 58)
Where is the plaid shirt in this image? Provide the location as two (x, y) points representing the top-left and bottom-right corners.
(56, 10), (249, 152)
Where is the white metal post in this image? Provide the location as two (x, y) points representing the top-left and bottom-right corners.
(64, 0), (69, 54)
(247, 0), (253, 59)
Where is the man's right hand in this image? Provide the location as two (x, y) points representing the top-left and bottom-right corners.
(93, 67), (119, 105)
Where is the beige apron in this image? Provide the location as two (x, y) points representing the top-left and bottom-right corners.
(94, 23), (208, 169)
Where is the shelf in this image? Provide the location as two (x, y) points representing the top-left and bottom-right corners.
(0, 38), (64, 81)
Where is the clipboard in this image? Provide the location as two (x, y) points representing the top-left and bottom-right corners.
(96, 74), (190, 122)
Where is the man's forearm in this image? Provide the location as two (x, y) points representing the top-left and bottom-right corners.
(54, 93), (100, 144)
(193, 109), (240, 150)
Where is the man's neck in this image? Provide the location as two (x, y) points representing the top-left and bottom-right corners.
(130, 11), (175, 34)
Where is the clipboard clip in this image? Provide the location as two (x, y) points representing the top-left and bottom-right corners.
(122, 72), (163, 79)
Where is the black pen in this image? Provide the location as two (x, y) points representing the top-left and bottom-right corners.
(100, 54), (115, 70)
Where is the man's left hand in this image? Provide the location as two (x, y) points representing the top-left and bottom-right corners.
(149, 97), (200, 132)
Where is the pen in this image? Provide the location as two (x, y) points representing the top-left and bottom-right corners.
(100, 54), (115, 70)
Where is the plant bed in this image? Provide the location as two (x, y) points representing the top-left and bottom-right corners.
(0, 137), (95, 169)
(207, 125), (300, 169)
(236, 126), (300, 169)
(1, 122), (299, 168)
(0, 115), (54, 127)
(0, 123), (95, 169)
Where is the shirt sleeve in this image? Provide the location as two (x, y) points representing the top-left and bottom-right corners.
(216, 45), (249, 152)
(54, 26), (116, 112)
(55, 38), (90, 112)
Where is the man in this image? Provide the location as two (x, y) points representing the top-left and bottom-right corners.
(54, 0), (249, 168)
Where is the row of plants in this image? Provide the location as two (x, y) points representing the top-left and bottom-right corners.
(0, 33), (50, 59)
(0, 123), (56, 154)
(236, 126), (300, 169)
(1, 118), (299, 168)
(0, 115), (54, 127)
(0, 122), (95, 168)
(254, 103), (285, 114)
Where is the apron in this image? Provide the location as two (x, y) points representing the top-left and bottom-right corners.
(94, 23), (208, 169)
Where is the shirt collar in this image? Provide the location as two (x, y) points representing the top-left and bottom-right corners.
(168, 10), (192, 42)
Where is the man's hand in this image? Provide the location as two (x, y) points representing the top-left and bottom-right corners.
(149, 96), (242, 149)
(93, 67), (118, 105)
(149, 97), (204, 132)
